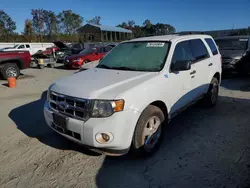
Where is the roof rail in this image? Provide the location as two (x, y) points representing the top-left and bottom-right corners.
(178, 31), (206, 35)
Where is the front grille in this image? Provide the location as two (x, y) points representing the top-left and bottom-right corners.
(49, 91), (90, 120)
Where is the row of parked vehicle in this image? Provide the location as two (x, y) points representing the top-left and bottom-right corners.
(0, 41), (116, 79)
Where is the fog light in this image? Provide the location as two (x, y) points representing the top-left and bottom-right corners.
(102, 133), (110, 141)
(95, 132), (113, 144)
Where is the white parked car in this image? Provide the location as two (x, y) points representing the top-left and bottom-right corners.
(0, 43), (49, 55)
(44, 34), (222, 157)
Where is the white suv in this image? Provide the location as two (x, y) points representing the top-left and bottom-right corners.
(44, 34), (221, 157)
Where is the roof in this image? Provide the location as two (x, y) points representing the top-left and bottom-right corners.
(214, 35), (250, 40)
(82, 23), (132, 33)
(129, 34), (212, 43)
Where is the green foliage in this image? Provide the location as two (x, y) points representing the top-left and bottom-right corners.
(0, 10), (16, 41)
(87, 16), (101, 25)
(57, 10), (83, 35)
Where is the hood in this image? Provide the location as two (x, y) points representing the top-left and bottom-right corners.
(220, 49), (246, 59)
(53, 41), (68, 49)
(81, 60), (99, 69)
(50, 68), (157, 99)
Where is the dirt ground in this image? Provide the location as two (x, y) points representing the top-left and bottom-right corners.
(0, 68), (250, 188)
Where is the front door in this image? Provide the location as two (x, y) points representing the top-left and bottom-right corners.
(168, 40), (197, 115)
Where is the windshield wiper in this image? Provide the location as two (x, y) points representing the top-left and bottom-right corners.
(111, 66), (138, 71)
(96, 64), (112, 69)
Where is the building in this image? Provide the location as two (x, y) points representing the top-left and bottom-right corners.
(77, 23), (133, 42)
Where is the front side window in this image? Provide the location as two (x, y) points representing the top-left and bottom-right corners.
(190, 39), (210, 62)
(97, 41), (170, 72)
(215, 38), (249, 50)
(26, 45), (30, 48)
(171, 41), (193, 64)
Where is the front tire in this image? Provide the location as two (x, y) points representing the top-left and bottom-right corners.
(202, 77), (219, 107)
(131, 105), (165, 157)
(0, 63), (20, 80)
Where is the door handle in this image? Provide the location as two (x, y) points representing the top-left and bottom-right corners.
(208, 63), (213, 66)
(190, 70), (196, 75)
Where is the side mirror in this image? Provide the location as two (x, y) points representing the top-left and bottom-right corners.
(171, 60), (192, 72)
(95, 52), (99, 55)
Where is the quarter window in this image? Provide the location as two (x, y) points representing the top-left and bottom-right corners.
(205, 38), (218, 55)
(190, 39), (209, 62)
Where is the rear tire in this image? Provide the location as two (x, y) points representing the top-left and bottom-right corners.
(202, 77), (219, 107)
(0, 63), (20, 80)
(131, 105), (165, 157)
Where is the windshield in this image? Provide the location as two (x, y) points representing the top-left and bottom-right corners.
(215, 38), (248, 50)
(96, 41), (170, 72)
(13, 45), (19, 48)
(79, 48), (95, 55)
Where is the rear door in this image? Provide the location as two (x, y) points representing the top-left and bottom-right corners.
(189, 39), (211, 97)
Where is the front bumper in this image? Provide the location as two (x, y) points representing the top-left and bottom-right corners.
(44, 101), (141, 155)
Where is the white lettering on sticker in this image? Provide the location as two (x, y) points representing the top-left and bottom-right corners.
(239, 39), (248, 42)
(146, 42), (165, 47)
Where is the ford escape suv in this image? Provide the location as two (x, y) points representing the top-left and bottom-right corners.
(44, 34), (221, 157)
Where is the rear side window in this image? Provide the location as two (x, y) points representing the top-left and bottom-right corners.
(171, 41), (193, 64)
(190, 39), (209, 62)
(18, 45), (25, 49)
(205, 38), (218, 55)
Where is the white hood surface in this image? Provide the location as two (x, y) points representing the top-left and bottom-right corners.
(50, 68), (157, 99)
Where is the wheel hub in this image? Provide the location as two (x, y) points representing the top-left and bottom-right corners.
(6, 67), (17, 77)
(142, 116), (162, 150)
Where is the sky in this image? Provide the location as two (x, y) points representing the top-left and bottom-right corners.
(0, 0), (249, 33)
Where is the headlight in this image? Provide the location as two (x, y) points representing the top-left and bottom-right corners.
(91, 100), (125, 117)
(234, 56), (242, 60)
(73, 58), (83, 63)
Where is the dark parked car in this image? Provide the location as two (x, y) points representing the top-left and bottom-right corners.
(32, 41), (85, 62)
(215, 36), (250, 74)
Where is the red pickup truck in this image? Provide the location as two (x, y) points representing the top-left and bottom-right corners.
(0, 51), (31, 80)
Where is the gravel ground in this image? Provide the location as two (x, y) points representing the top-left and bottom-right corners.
(0, 68), (250, 188)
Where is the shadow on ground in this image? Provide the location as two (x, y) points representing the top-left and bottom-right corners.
(96, 95), (250, 188)
(8, 90), (99, 156)
(221, 72), (250, 91)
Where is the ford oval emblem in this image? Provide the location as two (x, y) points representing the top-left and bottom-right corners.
(57, 101), (69, 110)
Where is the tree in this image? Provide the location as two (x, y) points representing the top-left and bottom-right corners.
(127, 20), (135, 28)
(23, 19), (34, 42)
(31, 9), (45, 41)
(87, 16), (101, 25)
(58, 10), (83, 35)
(117, 22), (128, 29)
(42, 10), (59, 40)
(143, 19), (152, 28)
(0, 10), (16, 41)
